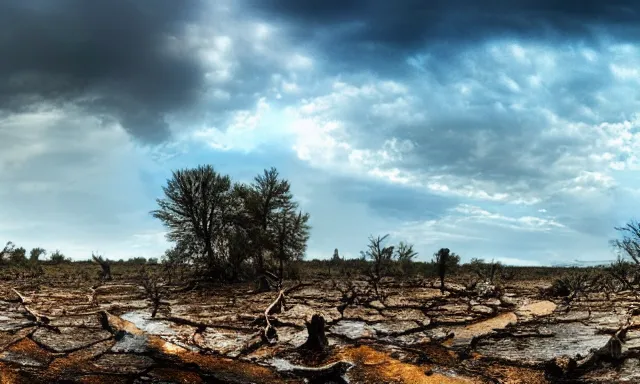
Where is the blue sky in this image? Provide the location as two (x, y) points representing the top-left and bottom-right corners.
(1, 1), (640, 265)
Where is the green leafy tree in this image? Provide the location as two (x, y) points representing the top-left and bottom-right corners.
(29, 247), (46, 263)
(245, 167), (310, 291)
(152, 165), (310, 289)
(152, 165), (235, 277)
(223, 183), (257, 282)
(272, 207), (310, 287)
(49, 250), (70, 264)
(1, 241), (15, 264)
(9, 247), (27, 265)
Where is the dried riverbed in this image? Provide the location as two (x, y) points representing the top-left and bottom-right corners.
(0, 277), (638, 383)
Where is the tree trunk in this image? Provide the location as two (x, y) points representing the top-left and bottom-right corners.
(151, 300), (159, 318)
(278, 257), (284, 289)
(256, 275), (271, 292)
(205, 242), (216, 274)
(254, 250), (271, 292)
(300, 314), (328, 351)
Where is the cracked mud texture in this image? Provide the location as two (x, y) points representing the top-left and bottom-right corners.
(1, 270), (639, 383)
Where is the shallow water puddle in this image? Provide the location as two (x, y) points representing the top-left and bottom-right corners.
(330, 320), (376, 340)
(120, 310), (175, 335)
(476, 322), (611, 363)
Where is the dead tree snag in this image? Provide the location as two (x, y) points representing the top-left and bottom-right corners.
(299, 314), (328, 351)
(92, 253), (112, 281)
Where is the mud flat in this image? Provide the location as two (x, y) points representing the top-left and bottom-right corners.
(1, 278), (639, 383)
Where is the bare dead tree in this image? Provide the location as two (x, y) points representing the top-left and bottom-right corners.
(434, 248), (460, 294)
(138, 267), (167, 318)
(361, 234), (395, 300)
(613, 220), (640, 264)
(610, 221), (640, 294)
(92, 253), (112, 281)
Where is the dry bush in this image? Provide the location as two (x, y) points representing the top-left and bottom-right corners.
(137, 267), (168, 318)
(543, 269), (601, 302)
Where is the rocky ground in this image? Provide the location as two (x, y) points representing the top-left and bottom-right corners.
(1, 275), (639, 383)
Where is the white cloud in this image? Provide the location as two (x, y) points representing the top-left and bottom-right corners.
(493, 257), (542, 266)
(5, 4), (640, 266)
(389, 203), (567, 250)
(0, 104), (167, 260)
(250, 39), (640, 219)
(191, 97), (276, 151)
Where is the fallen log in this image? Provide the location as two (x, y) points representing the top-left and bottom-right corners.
(98, 310), (187, 354)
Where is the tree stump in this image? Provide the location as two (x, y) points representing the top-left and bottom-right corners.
(255, 275), (272, 293)
(300, 314), (328, 351)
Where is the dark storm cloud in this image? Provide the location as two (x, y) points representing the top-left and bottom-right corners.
(245, 0), (640, 74)
(0, 0), (205, 142)
(248, 0), (640, 43)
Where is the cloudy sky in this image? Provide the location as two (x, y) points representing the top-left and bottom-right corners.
(2, 1), (640, 265)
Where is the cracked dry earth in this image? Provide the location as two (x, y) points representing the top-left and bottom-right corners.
(1, 278), (640, 383)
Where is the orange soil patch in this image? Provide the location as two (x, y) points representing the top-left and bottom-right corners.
(518, 301), (557, 317)
(179, 352), (293, 383)
(0, 363), (21, 384)
(0, 327), (35, 350)
(147, 368), (204, 384)
(102, 311), (292, 384)
(449, 312), (518, 342)
(46, 339), (116, 378)
(1, 337), (54, 365)
(484, 364), (548, 384)
(339, 345), (479, 384)
(74, 376), (129, 384)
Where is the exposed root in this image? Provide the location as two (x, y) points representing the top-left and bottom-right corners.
(263, 289), (285, 343)
(11, 288), (59, 333)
